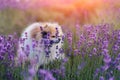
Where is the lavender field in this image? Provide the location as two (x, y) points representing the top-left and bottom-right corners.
(0, 0), (120, 80)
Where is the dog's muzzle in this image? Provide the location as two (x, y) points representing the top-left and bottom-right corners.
(42, 38), (61, 57)
(50, 38), (61, 45)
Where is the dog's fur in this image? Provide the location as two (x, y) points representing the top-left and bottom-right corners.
(16, 22), (64, 80)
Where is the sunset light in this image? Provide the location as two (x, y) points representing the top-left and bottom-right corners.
(28, 0), (103, 10)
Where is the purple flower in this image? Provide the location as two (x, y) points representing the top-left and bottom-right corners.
(78, 62), (86, 70)
(99, 76), (104, 80)
(116, 65), (120, 71)
(74, 49), (79, 56)
(92, 47), (97, 55)
(101, 64), (109, 71)
(103, 54), (111, 64)
(115, 53), (120, 63)
(102, 49), (109, 55)
(94, 68), (100, 77)
(109, 76), (114, 80)
(62, 57), (68, 63)
(67, 32), (72, 45)
(28, 67), (36, 76)
(39, 69), (56, 80)
(113, 44), (119, 51)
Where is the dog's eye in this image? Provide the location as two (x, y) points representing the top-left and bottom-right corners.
(51, 36), (55, 38)
(41, 31), (48, 38)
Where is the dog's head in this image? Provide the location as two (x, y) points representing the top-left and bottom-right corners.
(30, 22), (64, 44)
(29, 22), (64, 57)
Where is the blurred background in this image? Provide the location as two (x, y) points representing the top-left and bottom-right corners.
(0, 0), (120, 35)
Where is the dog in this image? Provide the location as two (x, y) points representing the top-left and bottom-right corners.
(16, 22), (65, 80)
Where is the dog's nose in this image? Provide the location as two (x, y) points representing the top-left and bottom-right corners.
(50, 38), (61, 45)
(57, 38), (61, 43)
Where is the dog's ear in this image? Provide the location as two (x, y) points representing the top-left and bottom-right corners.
(50, 28), (56, 36)
(31, 27), (41, 39)
(44, 24), (48, 28)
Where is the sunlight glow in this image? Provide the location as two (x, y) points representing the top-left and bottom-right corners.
(16, 0), (103, 11)
(73, 0), (103, 9)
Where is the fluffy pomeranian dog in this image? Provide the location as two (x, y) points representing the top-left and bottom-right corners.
(16, 22), (65, 80)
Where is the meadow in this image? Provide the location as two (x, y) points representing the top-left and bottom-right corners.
(0, 0), (120, 80)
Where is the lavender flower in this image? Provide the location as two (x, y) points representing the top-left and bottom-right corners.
(99, 76), (105, 80)
(39, 69), (56, 80)
(109, 76), (114, 80)
(1, 23), (120, 80)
